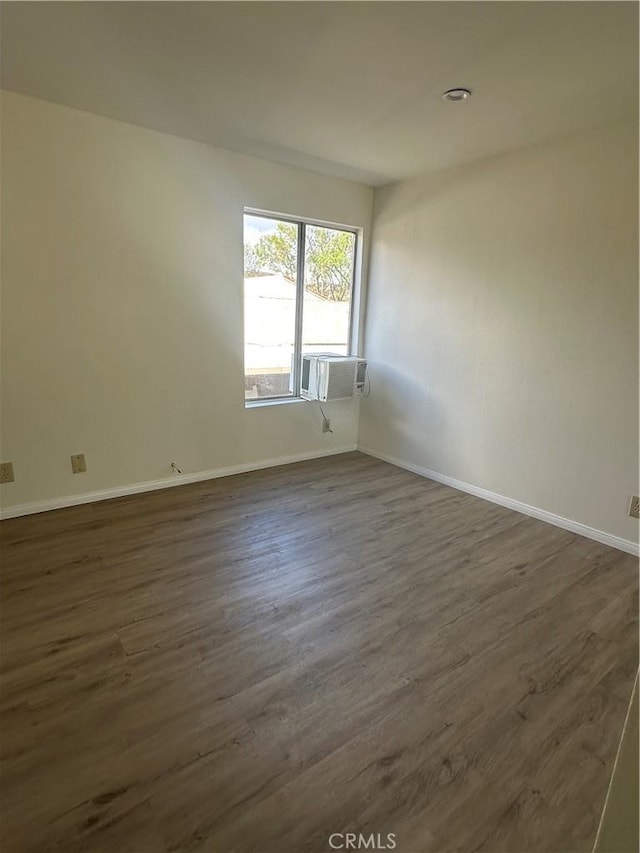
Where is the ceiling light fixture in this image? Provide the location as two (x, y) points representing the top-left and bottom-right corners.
(442, 88), (472, 102)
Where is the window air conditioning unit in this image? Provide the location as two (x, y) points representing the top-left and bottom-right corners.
(300, 353), (367, 402)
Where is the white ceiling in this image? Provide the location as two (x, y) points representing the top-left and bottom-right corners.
(1, 2), (637, 186)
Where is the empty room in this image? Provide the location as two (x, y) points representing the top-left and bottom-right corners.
(0, 2), (638, 852)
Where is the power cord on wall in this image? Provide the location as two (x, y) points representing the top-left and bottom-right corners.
(319, 402), (333, 433)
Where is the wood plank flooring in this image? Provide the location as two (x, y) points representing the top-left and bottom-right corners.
(1, 451), (637, 853)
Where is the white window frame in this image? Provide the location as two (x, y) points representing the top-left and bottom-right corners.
(244, 208), (359, 407)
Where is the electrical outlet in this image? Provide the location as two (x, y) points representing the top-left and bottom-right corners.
(629, 496), (640, 519)
(322, 417), (331, 433)
(70, 453), (87, 474)
(0, 462), (15, 483)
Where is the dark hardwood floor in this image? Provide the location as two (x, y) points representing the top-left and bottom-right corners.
(1, 452), (637, 853)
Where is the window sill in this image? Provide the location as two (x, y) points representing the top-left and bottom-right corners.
(245, 397), (307, 409)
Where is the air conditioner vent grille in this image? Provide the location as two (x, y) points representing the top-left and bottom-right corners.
(326, 361), (357, 400)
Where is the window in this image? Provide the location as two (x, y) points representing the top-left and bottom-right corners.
(243, 211), (357, 402)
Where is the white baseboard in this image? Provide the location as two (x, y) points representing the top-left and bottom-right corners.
(358, 445), (639, 557)
(0, 445), (357, 520)
(5, 443), (638, 557)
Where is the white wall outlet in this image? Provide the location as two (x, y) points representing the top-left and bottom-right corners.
(629, 496), (639, 519)
(0, 462), (15, 483)
(70, 453), (87, 474)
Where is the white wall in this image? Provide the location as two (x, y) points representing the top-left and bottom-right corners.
(0, 92), (373, 511)
(3, 92), (637, 547)
(360, 119), (639, 545)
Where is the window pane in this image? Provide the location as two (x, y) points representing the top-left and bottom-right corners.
(301, 225), (355, 358)
(244, 215), (298, 400)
